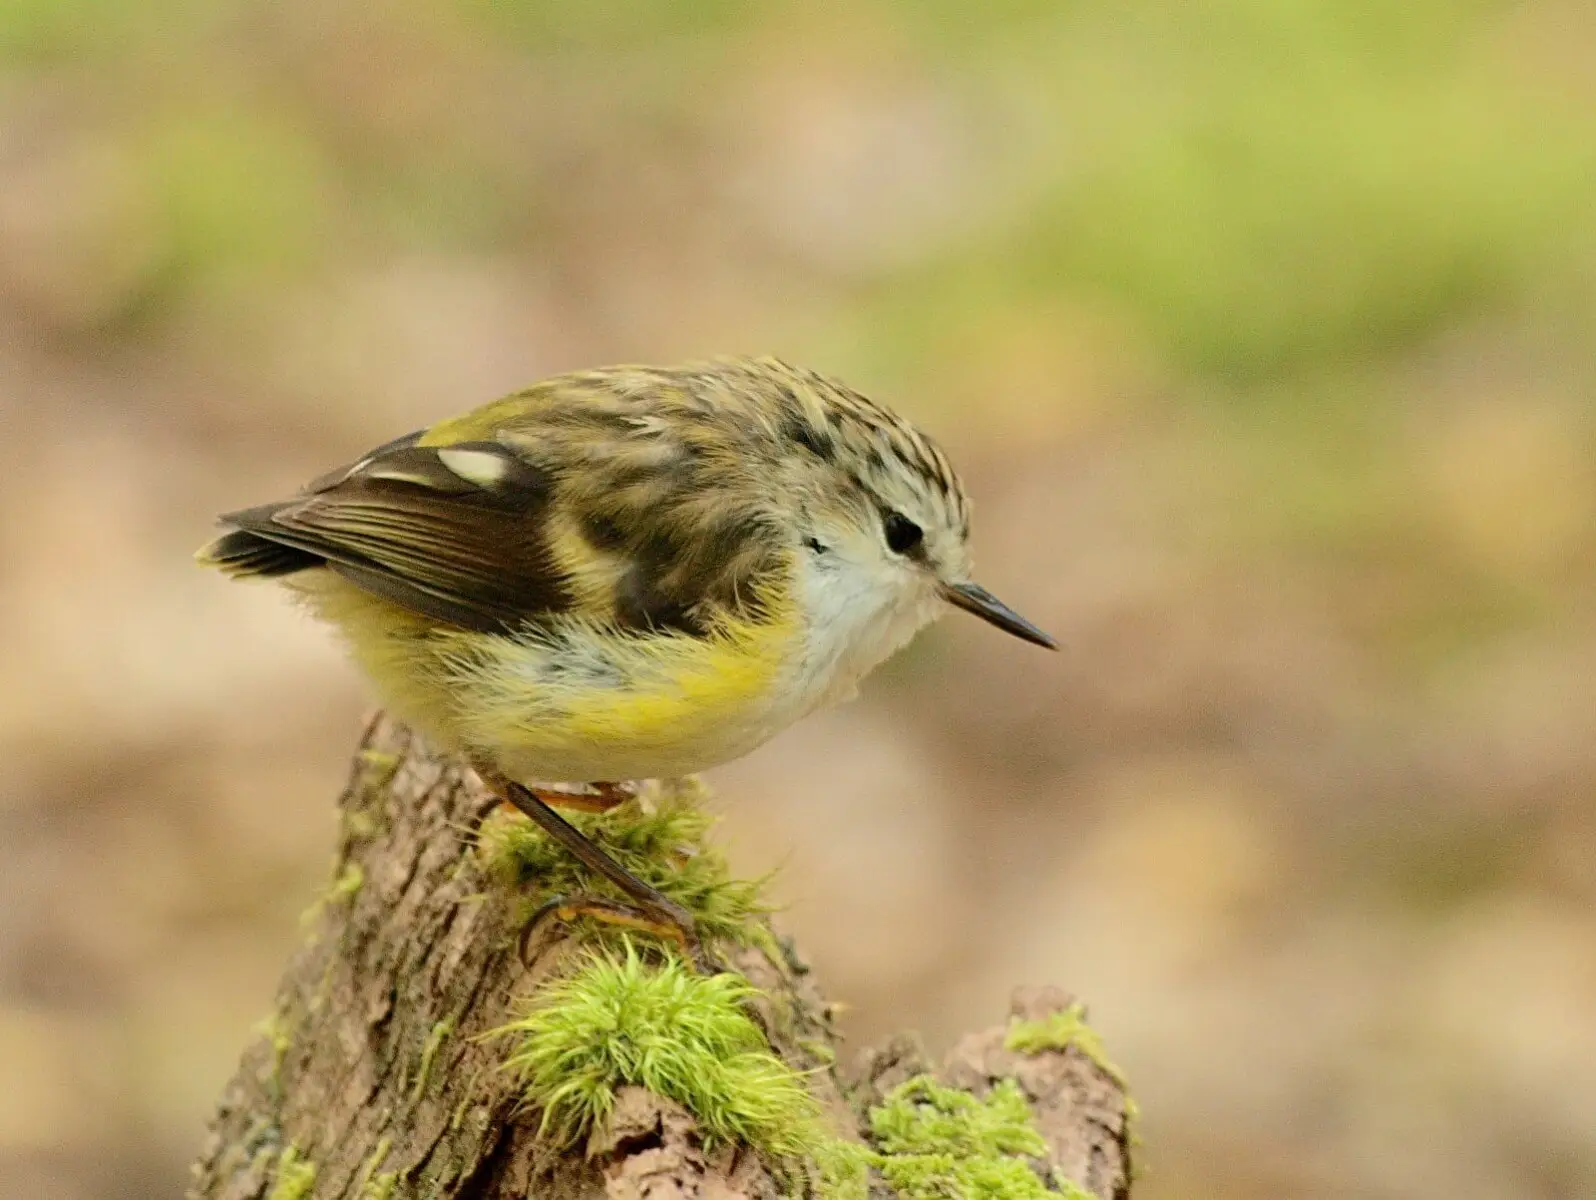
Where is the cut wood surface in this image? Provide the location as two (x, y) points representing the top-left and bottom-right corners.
(188, 714), (1133, 1198)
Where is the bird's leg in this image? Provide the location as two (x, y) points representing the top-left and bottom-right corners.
(474, 767), (718, 973)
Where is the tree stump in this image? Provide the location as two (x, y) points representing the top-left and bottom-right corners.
(187, 714), (1134, 1198)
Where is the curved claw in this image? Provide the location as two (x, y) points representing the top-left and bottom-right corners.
(520, 892), (724, 975)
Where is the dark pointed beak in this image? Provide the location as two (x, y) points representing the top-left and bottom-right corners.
(942, 581), (1057, 650)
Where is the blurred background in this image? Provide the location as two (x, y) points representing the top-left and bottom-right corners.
(2, 2), (1594, 1197)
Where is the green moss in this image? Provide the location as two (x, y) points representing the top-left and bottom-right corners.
(253, 1010), (293, 1093)
(413, 1019), (454, 1101)
(343, 747), (399, 838)
(496, 944), (823, 1159)
(330, 861), (365, 903)
(493, 948), (1104, 1197)
(358, 747), (401, 775)
(477, 778), (772, 950)
(355, 1136), (389, 1187)
(883, 1153), (1051, 1199)
(1004, 1004), (1126, 1087)
(813, 1139), (874, 1199)
(871, 1077), (1046, 1160)
(300, 860), (366, 937)
(448, 1065), (487, 1132)
(818, 1075), (1102, 1200)
(355, 1137), (393, 1198)
(871, 1076), (1057, 1199)
(267, 1145), (316, 1200)
(453, 1063), (495, 1134)
(797, 1038), (837, 1067)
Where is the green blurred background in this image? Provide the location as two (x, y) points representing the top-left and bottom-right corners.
(3, 2), (1594, 1197)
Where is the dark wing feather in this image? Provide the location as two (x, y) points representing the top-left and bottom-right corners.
(206, 363), (806, 638)
(201, 529), (320, 577)
(216, 437), (572, 633)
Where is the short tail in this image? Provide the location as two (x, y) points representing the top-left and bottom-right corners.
(195, 528), (322, 579)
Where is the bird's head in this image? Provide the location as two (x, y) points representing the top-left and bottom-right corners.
(755, 361), (1056, 654)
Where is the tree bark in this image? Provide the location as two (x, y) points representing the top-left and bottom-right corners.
(187, 714), (1133, 1199)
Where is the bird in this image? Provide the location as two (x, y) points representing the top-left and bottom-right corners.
(198, 356), (1055, 967)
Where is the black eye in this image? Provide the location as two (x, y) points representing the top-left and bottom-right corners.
(882, 511), (923, 555)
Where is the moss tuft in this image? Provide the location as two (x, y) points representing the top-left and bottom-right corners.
(813, 1138), (874, 1199)
(496, 943), (823, 1158)
(267, 1145), (316, 1200)
(871, 1076), (1046, 1161)
(476, 778), (772, 949)
(821, 1075), (1096, 1200)
(1005, 1004), (1125, 1087)
(871, 1076), (1054, 1198)
(358, 747), (400, 771)
(253, 1010), (293, 1093)
(329, 861), (365, 903)
(356, 1137), (395, 1199)
(412, 1018), (453, 1100)
(493, 948), (1105, 1197)
(300, 860), (366, 935)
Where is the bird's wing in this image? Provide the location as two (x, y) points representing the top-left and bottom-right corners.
(217, 431), (574, 633)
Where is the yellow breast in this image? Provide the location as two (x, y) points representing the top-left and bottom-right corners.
(445, 601), (799, 781)
(290, 558), (812, 782)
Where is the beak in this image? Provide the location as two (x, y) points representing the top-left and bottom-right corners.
(942, 581), (1057, 650)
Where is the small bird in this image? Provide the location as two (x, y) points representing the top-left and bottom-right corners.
(199, 357), (1054, 966)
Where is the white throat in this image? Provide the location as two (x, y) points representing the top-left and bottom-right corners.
(788, 551), (939, 715)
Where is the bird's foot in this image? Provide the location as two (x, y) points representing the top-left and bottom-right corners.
(499, 780), (634, 815)
(522, 892), (723, 975)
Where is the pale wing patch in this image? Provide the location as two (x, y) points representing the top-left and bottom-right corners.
(437, 446), (512, 488)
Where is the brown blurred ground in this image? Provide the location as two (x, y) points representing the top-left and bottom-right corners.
(3, 3), (1595, 1198)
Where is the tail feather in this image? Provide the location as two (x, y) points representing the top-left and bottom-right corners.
(196, 529), (322, 579)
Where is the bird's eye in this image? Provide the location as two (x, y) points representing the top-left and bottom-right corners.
(882, 511), (923, 555)
(804, 536), (828, 555)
